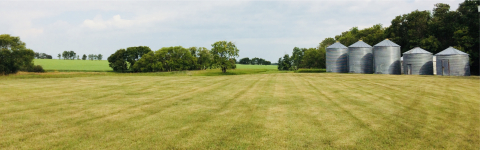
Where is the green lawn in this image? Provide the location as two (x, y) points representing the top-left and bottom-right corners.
(236, 64), (278, 70)
(33, 59), (277, 72)
(0, 72), (478, 149)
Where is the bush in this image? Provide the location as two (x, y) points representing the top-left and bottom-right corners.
(295, 69), (326, 73)
(31, 65), (45, 73)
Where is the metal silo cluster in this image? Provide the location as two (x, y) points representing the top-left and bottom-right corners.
(347, 40), (373, 74)
(326, 42), (348, 73)
(435, 47), (470, 76)
(402, 47), (433, 75)
(373, 39), (401, 74)
(324, 39), (470, 76)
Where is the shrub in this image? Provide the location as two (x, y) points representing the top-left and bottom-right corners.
(32, 65), (45, 73)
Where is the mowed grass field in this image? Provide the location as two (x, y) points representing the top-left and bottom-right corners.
(1, 72), (479, 149)
(33, 59), (277, 71)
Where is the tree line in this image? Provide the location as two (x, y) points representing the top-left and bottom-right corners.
(108, 41), (239, 73)
(278, 47), (325, 71)
(57, 51), (103, 60)
(238, 57), (272, 65)
(1, 34), (44, 75)
(307, 1), (479, 74)
(34, 52), (52, 59)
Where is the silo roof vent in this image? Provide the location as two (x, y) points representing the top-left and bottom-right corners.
(403, 47), (432, 54)
(435, 46), (468, 55)
(374, 39), (400, 47)
(327, 42), (347, 49)
(349, 40), (372, 48)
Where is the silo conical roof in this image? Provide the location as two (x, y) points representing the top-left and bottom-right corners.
(374, 39), (400, 47)
(327, 42), (347, 49)
(435, 46), (468, 55)
(403, 47), (432, 54)
(348, 40), (372, 48)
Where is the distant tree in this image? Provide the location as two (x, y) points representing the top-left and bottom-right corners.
(291, 47), (305, 70)
(196, 47), (212, 70)
(57, 53), (61, 59)
(210, 41), (239, 73)
(70, 51), (76, 60)
(77, 55), (80, 60)
(82, 54), (87, 60)
(107, 49), (128, 72)
(34, 52), (40, 59)
(132, 51), (163, 72)
(0, 34), (35, 75)
(239, 57), (250, 64)
(97, 54), (103, 60)
(62, 51), (67, 60)
(126, 46), (152, 70)
(277, 54), (292, 71)
(302, 48), (325, 69)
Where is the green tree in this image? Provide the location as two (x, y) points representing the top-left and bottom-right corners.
(210, 41), (239, 73)
(278, 54), (292, 71)
(197, 47), (212, 70)
(107, 49), (128, 72)
(132, 51), (163, 72)
(0, 34), (35, 75)
(291, 47), (305, 70)
(98, 54), (103, 60)
(126, 46), (152, 70)
(57, 53), (61, 59)
(82, 54), (87, 60)
(302, 48), (326, 69)
(239, 57), (250, 64)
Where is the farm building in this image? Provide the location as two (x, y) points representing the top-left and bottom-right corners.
(348, 40), (373, 74)
(435, 47), (470, 76)
(373, 39), (401, 75)
(402, 47), (433, 75)
(326, 42), (348, 73)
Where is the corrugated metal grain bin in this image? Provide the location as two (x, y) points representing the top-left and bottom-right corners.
(348, 40), (373, 74)
(373, 39), (401, 75)
(435, 47), (470, 76)
(400, 57), (403, 74)
(402, 47), (433, 75)
(326, 42), (348, 73)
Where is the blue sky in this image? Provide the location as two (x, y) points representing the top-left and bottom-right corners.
(0, 0), (463, 62)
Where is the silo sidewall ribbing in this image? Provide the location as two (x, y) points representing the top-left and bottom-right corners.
(435, 55), (470, 76)
(348, 47), (373, 74)
(403, 53), (433, 75)
(373, 46), (401, 74)
(326, 48), (348, 73)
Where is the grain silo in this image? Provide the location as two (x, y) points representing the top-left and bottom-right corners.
(326, 41), (348, 73)
(435, 47), (470, 76)
(348, 40), (373, 74)
(373, 39), (401, 74)
(402, 47), (433, 75)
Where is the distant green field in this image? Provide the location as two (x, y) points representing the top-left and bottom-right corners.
(33, 59), (277, 71)
(236, 64), (277, 69)
(34, 59), (112, 71)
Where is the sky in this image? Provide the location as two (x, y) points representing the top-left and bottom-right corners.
(0, 0), (464, 62)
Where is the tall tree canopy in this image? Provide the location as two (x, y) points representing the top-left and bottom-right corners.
(126, 46), (152, 69)
(210, 41), (239, 73)
(0, 34), (35, 75)
(107, 49), (128, 72)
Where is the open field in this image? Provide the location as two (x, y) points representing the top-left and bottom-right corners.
(34, 59), (112, 72)
(33, 59), (277, 72)
(0, 72), (479, 149)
